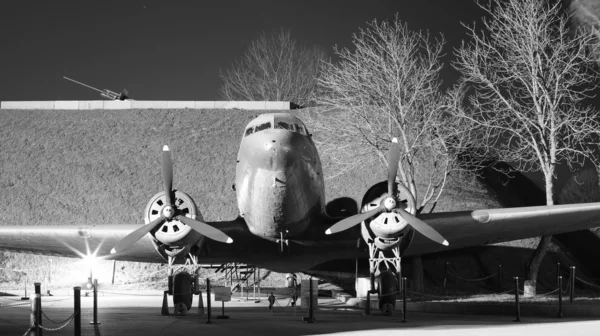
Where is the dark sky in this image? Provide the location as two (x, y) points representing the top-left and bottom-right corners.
(0, 0), (482, 101)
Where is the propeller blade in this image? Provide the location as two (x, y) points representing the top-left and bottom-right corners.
(325, 206), (385, 235)
(176, 215), (233, 244)
(387, 138), (400, 196)
(110, 217), (165, 254)
(162, 145), (173, 206)
(397, 210), (449, 246)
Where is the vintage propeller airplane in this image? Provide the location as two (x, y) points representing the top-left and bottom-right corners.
(2, 112), (600, 314)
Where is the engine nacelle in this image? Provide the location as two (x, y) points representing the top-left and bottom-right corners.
(144, 190), (203, 258)
(360, 181), (416, 251)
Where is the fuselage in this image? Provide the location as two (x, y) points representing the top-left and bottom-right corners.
(235, 113), (325, 240)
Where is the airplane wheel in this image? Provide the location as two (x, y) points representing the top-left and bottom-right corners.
(173, 271), (193, 311)
(378, 270), (397, 315)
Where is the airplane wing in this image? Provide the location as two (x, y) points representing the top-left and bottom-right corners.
(0, 224), (164, 263)
(405, 202), (600, 256)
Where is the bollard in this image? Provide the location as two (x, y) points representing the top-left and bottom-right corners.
(513, 277), (521, 322)
(569, 266), (575, 304)
(402, 277), (407, 323)
(558, 276), (563, 318)
(197, 290), (204, 315)
(34, 282), (42, 336)
(303, 277), (315, 323)
(497, 265), (503, 292)
(28, 292), (37, 336)
(160, 291), (170, 316)
(364, 291), (370, 315)
(90, 279), (100, 325)
(205, 278), (212, 324)
(74, 286), (81, 336)
(443, 262), (449, 289)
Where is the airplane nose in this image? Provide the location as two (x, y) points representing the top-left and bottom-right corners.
(253, 132), (295, 171)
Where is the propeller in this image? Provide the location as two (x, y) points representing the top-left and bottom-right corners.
(325, 137), (449, 247)
(111, 145), (233, 254)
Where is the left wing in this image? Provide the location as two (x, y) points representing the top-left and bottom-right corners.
(0, 224), (163, 263)
(406, 202), (600, 256)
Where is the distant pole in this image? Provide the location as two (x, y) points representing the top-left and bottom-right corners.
(558, 276), (563, 318)
(513, 277), (521, 322)
(111, 261), (116, 285)
(401, 277), (407, 323)
(21, 273), (29, 300)
(307, 278), (315, 323)
(569, 266), (575, 304)
(48, 259), (52, 288)
(90, 279), (100, 325)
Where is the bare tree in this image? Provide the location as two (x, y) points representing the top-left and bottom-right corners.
(310, 15), (476, 291)
(453, 0), (600, 290)
(559, 168), (600, 204)
(219, 29), (327, 107)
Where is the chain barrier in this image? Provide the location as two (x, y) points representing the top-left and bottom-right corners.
(41, 309), (76, 324)
(575, 276), (600, 291)
(447, 271), (498, 282)
(562, 279), (570, 294)
(532, 288), (559, 298)
(0, 301), (31, 308)
(39, 311), (79, 332)
(22, 324), (34, 336)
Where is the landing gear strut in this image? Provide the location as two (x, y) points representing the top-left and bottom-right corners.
(367, 242), (401, 315)
(167, 254), (200, 314)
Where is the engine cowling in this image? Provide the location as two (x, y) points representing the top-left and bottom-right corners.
(144, 190), (203, 257)
(360, 181), (416, 251)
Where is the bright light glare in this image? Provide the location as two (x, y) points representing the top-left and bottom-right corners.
(82, 254), (98, 269)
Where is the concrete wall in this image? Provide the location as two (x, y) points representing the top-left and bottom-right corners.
(0, 101), (291, 110)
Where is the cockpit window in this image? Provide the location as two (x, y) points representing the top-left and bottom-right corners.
(295, 124), (306, 135)
(244, 127), (254, 137)
(255, 122), (271, 132)
(276, 121), (294, 131)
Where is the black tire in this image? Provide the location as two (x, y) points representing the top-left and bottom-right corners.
(378, 270), (397, 315)
(173, 271), (193, 310)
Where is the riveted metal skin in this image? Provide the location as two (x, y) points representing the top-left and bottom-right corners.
(235, 113), (324, 240)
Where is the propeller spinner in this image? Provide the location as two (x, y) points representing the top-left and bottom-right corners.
(111, 146), (233, 254)
(325, 138), (449, 247)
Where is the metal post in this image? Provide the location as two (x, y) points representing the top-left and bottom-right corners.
(205, 278), (212, 324)
(257, 268), (261, 300)
(569, 266), (575, 304)
(34, 282), (42, 336)
(558, 276), (563, 318)
(21, 274), (29, 300)
(556, 262), (561, 287)
(48, 259), (52, 289)
(443, 262), (449, 289)
(365, 291), (370, 315)
(402, 277), (407, 323)
(90, 279), (100, 325)
(497, 265), (503, 292)
(307, 278), (315, 323)
(513, 277), (521, 322)
(74, 286), (81, 336)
